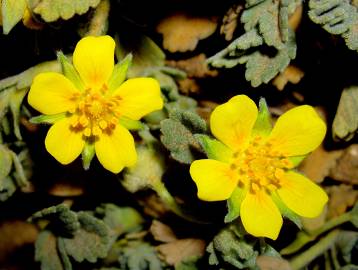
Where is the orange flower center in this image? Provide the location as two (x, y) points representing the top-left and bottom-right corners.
(68, 85), (122, 137)
(230, 136), (293, 194)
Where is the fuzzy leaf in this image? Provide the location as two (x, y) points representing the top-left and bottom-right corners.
(207, 224), (281, 269)
(160, 110), (206, 164)
(207, 225), (258, 269)
(30, 204), (81, 235)
(207, 0), (298, 86)
(1, 0), (27, 34)
(333, 86), (358, 141)
(35, 230), (69, 270)
(0, 87), (13, 123)
(0, 176), (16, 201)
(242, 0), (284, 49)
(95, 204), (144, 237)
(309, 0), (358, 51)
(62, 212), (110, 263)
(118, 241), (163, 270)
(9, 88), (27, 140)
(123, 145), (165, 192)
(28, 0), (101, 22)
(0, 145), (12, 182)
(239, 31), (297, 87)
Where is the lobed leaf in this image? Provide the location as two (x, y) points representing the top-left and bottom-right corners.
(309, 0), (358, 52)
(28, 0), (101, 22)
(1, 0), (27, 34)
(160, 110), (207, 164)
(62, 212), (110, 263)
(332, 86), (358, 141)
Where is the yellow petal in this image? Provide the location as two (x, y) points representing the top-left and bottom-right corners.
(277, 171), (328, 218)
(95, 124), (137, 173)
(45, 117), (85, 164)
(210, 95), (258, 150)
(28, 72), (79, 115)
(190, 159), (237, 201)
(240, 190), (283, 240)
(73, 35), (115, 88)
(112, 78), (163, 120)
(268, 105), (326, 156)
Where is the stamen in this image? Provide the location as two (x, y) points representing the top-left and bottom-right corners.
(79, 115), (89, 127)
(84, 128), (91, 137)
(233, 135), (290, 193)
(99, 120), (108, 130)
(92, 126), (102, 136)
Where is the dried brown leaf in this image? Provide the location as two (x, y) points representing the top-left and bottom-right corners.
(220, 4), (243, 41)
(157, 238), (205, 266)
(330, 144), (358, 185)
(0, 221), (38, 262)
(272, 65), (304, 91)
(166, 54), (218, 78)
(326, 184), (358, 218)
(47, 178), (85, 197)
(150, 220), (177, 243)
(197, 100), (218, 121)
(299, 145), (343, 183)
(178, 78), (200, 95)
(256, 255), (292, 270)
(157, 13), (217, 53)
(140, 194), (169, 218)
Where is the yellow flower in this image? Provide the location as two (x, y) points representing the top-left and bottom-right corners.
(28, 36), (163, 173)
(190, 95), (328, 240)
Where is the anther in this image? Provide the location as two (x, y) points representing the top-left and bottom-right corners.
(79, 115), (89, 127)
(92, 126), (102, 136)
(99, 120), (108, 130)
(84, 128), (91, 137)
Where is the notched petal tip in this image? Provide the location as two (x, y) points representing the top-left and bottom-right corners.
(73, 35), (116, 88)
(210, 94), (258, 150)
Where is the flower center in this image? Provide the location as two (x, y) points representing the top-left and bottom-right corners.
(68, 85), (122, 137)
(231, 136), (293, 194)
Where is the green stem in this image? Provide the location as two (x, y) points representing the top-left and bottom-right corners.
(290, 230), (340, 270)
(86, 0), (110, 36)
(309, 212), (351, 237)
(152, 181), (183, 217)
(152, 181), (210, 224)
